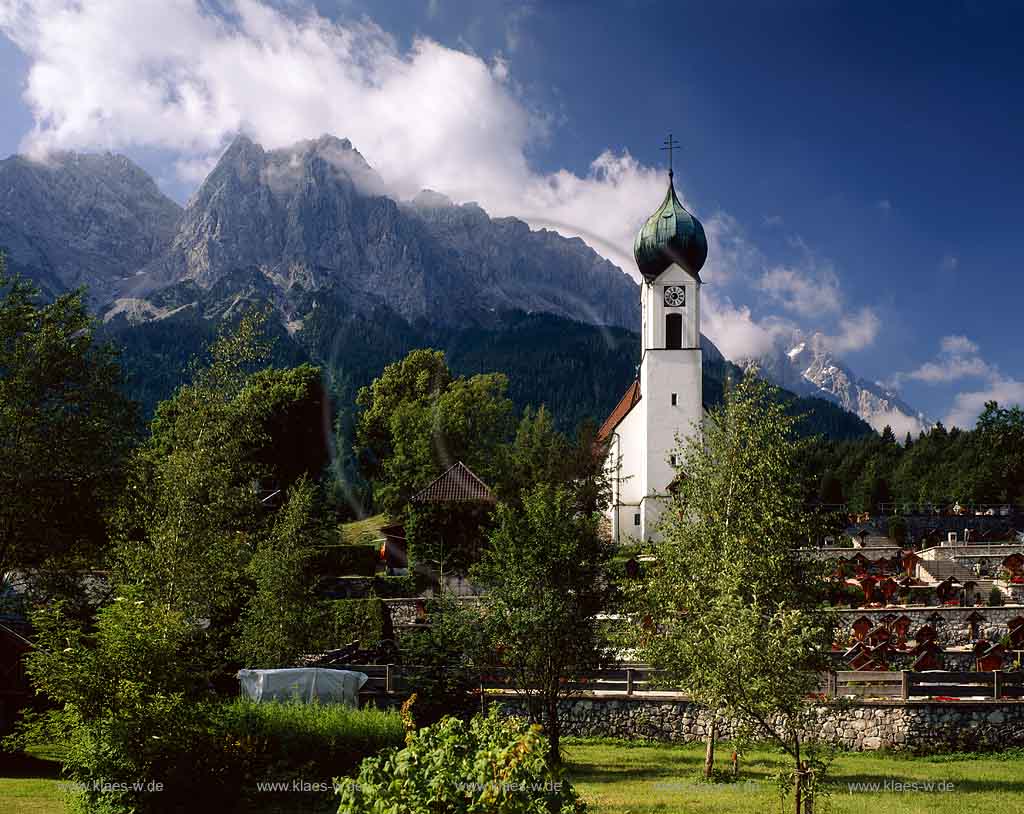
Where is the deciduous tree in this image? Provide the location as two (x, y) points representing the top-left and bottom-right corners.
(631, 373), (833, 812)
(469, 484), (613, 767)
(0, 258), (135, 586)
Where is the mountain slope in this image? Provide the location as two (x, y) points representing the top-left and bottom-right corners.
(104, 303), (873, 441)
(0, 152), (181, 301)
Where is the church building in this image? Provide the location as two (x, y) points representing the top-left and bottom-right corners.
(598, 163), (709, 544)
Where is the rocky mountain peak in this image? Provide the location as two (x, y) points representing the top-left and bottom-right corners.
(118, 134), (639, 329)
(750, 329), (929, 434)
(0, 150), (181, 300)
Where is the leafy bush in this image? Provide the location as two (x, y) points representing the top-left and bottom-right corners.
(13, 592), (225, 814)
(989, 586), (1005, 606)
(313, 598), (393, 650)
(372, 574), (416, 597)
(337, 706), (586, 813)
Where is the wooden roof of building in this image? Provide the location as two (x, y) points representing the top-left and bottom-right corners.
(597, 379), (641, 442)
(411, 462), (496, 504)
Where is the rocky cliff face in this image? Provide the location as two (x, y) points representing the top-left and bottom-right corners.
(0, 152), (181, 301)
(117, 134), (639, 330)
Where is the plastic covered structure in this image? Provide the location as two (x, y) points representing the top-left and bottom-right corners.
(236, 668), (368, 706)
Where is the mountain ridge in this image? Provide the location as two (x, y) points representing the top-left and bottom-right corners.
(0, 134), (907, 435)
(747, 331), (929, 434)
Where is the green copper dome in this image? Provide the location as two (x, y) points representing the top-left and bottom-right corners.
(633, 175), (707, 281)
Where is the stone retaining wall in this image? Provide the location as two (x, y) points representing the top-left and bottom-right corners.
(493, 694), (1024, 752)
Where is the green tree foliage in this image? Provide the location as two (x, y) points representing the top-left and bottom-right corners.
(236, 476), (320, 668)
(630, 373), (833, 811)
(18, 589), (212, 814)
(111, 312), (329, 678)
(337, 706), (586, 814)
(404, 501), (493, 577)
(495, 407), (610, 515)
(494, 406), (570, 505)
(802, 401), (1024, 515)
(0, 257), (136, 584)
(468, 484), (613, 766)
(355, 348), (515, 513)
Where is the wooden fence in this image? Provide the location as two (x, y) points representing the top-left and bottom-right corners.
(340, 665), (1024, 701)
(348, 664), (661, 697)
(829, 670), (1024, 699)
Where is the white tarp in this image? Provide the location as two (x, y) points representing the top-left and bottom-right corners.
(236, 668), (368, 706)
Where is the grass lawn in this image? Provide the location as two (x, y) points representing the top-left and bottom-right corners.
(6, 739), (1024, 813)
(339, 513), (390, 546)
(565, 740), (1024, 813)
(0, 747), (65, 814)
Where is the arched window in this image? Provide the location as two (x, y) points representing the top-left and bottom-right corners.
(665, 313), (682, 349)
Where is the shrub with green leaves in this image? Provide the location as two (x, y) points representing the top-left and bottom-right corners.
(15, 590), (223, 814)
(313, 598), (393, 650)
(336, 707), (586, 814)
(13, 591), (403, 813)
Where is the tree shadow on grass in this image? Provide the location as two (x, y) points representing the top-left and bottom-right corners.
(565, 751), (780, 787)
(0, 751), (63, 780)
(827, 769), (1024, 797)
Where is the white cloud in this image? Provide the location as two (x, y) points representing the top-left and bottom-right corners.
(876, 199), (892, 212)
(906, 333), (994, 384)
(946, 378), (1024, 429)
(0, 0), (667, 274)
(701, 211), (762, 287)
(824, 307), (881, 354)
(701, 293), (794, 361)
(757, 264), (842, 317)
(888, 334), (1023, 429)
(940, 334), (978, 355)
(940, 254), (959, 272)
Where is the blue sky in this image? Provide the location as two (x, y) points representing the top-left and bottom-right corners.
(1, 1), (1022, 430)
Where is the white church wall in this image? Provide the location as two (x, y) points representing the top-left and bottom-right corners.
(639, 347), (702, 540)
(604, 398), (645, 544)
(641, 266), (700, 351)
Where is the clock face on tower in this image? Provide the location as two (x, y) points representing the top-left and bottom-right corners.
(663, 285), (686, 308)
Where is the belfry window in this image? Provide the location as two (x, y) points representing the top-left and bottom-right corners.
(666, 313), (682, 349)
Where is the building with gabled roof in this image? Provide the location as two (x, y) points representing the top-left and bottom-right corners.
(411, 461), (496, 505)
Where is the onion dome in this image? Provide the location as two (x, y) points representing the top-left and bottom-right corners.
(633, 175), (707, 282)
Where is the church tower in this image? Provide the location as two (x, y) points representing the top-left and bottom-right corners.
(599, 140), (707, 543)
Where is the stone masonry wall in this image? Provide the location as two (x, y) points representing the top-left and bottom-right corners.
(493, 695), (1024, 752)
(834, 606), (1024, 648)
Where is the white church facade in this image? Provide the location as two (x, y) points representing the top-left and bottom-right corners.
(599, 166), (710, 544)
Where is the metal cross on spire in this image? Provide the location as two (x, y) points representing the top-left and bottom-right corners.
(660, 133), (680, 180)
